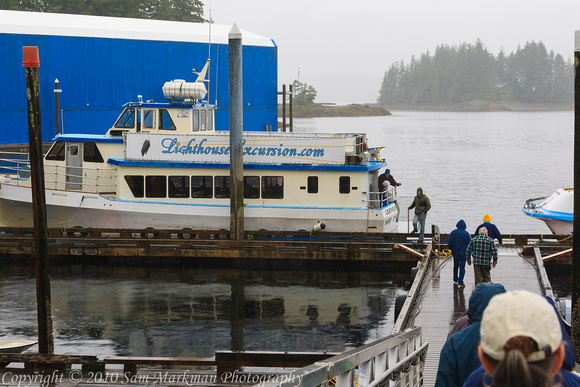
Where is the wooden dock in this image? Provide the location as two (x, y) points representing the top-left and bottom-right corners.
(415, 245), (543, 387)
(0, 227), (433, 269)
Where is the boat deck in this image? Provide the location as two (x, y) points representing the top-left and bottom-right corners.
(416, 244), (541, 387)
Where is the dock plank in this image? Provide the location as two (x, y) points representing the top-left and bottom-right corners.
(415, 245), (540, 387)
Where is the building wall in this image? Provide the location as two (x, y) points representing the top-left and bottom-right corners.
(0, 12), (278, 145)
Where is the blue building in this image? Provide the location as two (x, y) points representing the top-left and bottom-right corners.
(0, 11), (278, 145)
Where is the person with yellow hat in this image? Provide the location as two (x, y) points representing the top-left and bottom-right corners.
(475, 214), (502, 244)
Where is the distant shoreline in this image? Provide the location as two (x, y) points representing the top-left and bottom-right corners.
(382, 101), (573, 112)
(279, 102), (573, 119)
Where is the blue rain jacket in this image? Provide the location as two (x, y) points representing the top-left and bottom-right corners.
(448, 220), (471, 260)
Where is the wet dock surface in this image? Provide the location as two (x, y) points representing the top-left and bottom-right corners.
(416, 244), (541, 387)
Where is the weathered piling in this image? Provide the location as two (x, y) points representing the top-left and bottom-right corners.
(229, 23), (244, 240)
(23, 46), (54, 354)
(574, 34), (580, 311)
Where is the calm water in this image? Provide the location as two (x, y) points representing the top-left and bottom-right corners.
(295, 110), (573, 235)
(0, 110), (573, 357)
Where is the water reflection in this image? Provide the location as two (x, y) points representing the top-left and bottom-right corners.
(0, 264), (408, 358)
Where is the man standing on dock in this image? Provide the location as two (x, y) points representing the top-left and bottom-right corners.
(448, 220), (471, 288)
(408, 187), (431, 243)
(466, 227), (498, 285)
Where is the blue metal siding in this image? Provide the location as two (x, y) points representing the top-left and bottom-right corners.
(1, 32), (277, 144)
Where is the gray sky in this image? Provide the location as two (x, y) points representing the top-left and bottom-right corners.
(204, 0), (580, 104)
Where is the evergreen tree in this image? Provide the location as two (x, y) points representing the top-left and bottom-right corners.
(377, 39), (572, 105)
(1, 0), (205, 22)
(292, 80), (317, 106)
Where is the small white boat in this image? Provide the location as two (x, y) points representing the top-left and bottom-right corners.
(0, 340), (37, 353)
(522, 187), (573, 234)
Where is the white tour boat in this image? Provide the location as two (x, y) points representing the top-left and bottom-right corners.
(0, 71), (398, 233)
(521, 187), (573, 234)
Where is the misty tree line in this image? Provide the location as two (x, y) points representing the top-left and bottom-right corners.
(377, 40), (573, 105)
(2, 0), (205, 22)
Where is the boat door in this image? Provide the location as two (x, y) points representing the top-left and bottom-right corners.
(65, 142), (83, 190)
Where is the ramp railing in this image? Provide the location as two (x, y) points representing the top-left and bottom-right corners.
(254, 326), (426, 387)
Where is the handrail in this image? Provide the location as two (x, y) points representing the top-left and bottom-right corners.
(255, 326), (426, 387)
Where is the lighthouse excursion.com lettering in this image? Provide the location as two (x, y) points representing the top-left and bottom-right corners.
(161, 138), (326, 159)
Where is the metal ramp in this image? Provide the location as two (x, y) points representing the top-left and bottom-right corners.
(409, 244), (541, 387)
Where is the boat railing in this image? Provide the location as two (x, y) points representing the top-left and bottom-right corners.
(0, 152), (30, 176)
(7, 163), (117, 194)
(366, 186), (397, 209)
(255, 326), (426, 387)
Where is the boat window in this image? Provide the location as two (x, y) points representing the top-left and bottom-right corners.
(192, 110), (199, 132)
(83, 142), (104, 163)
(207, 110), (214, 130)
(159, 109), (176, 130)
(244, 176), (260, 199)
(143, 110), (155, 130)
(69, 145), (79, 156)
(339, 176), (350, 194)
(146, 175), (167, 198)
(191, 176), (213, 198)
(215, 176), (230, 198)
(168, 176), (190, 198)
(114, 108), (136, 129)
(262, 176), (284, 199)
(125, 175), (144, 198)
(45, 141), (66, 161)
(200, 110), (206, 131)
(307, 176), (318, 194)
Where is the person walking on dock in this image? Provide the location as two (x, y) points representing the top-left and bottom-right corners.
(448, 219), (471, 288)
(474, 214), (502, 244)
(408, 187), (431, 243)
(472, 290), (578, 387)
(466, 227), (498, 286)
(434, 282), (507, 387)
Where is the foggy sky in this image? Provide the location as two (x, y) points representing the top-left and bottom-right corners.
(204, 0), (580, 104)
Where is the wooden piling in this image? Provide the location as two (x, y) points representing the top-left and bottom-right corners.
(573, 37), (580, 312)
(23, 46), (54, 355)
(228, 24), (244, 240)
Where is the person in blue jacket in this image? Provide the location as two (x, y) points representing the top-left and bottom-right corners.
(463, 295), (579, 386)
(474, 214), (502, 244)
(434, 282), (507, 387)
(448, 219), (471, 288)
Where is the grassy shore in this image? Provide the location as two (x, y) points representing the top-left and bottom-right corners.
(279, 104), (392, 118)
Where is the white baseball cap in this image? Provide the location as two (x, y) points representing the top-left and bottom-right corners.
(480, 290), (562, 362)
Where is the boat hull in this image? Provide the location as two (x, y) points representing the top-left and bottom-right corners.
(0, 340), (37, 353)
(0, 185), (398, 233)
(522, 187), (573, 234)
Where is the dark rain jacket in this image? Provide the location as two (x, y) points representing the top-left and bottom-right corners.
(408, 187), (431, 215)
(463, 296), (578, 386)
(434, 283), (507, 387)
(474, 222), (502, 244)
(448, 220), (471, 260)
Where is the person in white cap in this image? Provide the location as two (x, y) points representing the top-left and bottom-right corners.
(476, 290), (580, 387)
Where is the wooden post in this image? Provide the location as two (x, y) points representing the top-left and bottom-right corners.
(289, 84), (293, 132)
(229, 24), (244, 240)
(23, 46), (54, 355)
(574, 34), (580, 311)
(282, 84), (287, 132)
